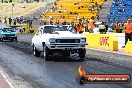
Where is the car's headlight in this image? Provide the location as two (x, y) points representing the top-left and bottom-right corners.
(81, 38), (86, 42)
(49, 38), (56, 43)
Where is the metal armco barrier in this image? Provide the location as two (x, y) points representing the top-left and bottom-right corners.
(124, 41), (132, 54)
(82, 33), (118, 51)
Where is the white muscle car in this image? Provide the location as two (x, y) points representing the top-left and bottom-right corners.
(31, 25), (87, 61)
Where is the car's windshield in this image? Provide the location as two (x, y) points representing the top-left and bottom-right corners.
(43, 26), (76, 33)
(2, 28), (15, 32)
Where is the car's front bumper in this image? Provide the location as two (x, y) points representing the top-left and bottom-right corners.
(47, 43), (88, 49)
(1, 36), (17, 40)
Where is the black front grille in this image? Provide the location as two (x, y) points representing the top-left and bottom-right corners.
(56, 39), (80, 43)
(5, 34), (15, 36)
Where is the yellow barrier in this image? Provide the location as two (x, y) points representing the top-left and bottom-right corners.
(82, 33), (118, 51)
(124, 41), (132, 54)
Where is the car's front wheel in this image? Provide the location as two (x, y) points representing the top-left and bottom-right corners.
(43, 44), (50, 61)
(78, 48), (86, 61)
(63, 51), (70, 57)
(11, 38), (14, 42)
(0, 38), (3, 42)
(33, 45), (41, 57)
(15, 37), (17, 41)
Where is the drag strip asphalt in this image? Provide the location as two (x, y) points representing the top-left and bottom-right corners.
(0, 34), (131, 88)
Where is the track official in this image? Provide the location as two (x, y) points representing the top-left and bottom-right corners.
(124, 19), (132, 45)
(114, 22), (120, 33)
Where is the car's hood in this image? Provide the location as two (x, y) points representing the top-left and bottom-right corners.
(43, 31), (85, 39)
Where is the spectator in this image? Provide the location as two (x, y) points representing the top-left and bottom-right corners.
(49, 15), (54, 20)
(96, 14), (99, 20)
(62, 21), (67, 25)
(79, 22), (83, 31)
(4, 16), (7, 25)
(123, 19), (132, 46)
(85, 19), (89, 32)
(33, 16), (37, 20)
(8, 17), (12, 25)
(76, 16), (80, 20)
(99, 22), (106, 34)
(60, 4), (63, 10)
(54, 7), (58, 12)
(67, 23), (70, 25)
(55, 20), (60, 25)
(43, 20), (46, 25)
(70, 12), (72, 15)
(64, 9), (67, 13)
(78, 7), (81, 9)
(74, 1), (79, 5)
(105, 22), (108, 33)
(54, 1), (57, 6)
(114, 22), (120, 33)
(90, 0), (94, 3)
(119, 23), (124, 33)
(76, 24), (83, 33)
(71, 21), (74, 26)
(50, 20), (54, 25)
(13, 18), (17, 25)
(95, 2), (98, 7)
(73, 11), (78, 15)
(60, 15), (65, 19)
(29, 20), (33, 28)
(88, 17), (95, 33)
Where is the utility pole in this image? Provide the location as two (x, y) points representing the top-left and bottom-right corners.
(12, 4), (15, 18)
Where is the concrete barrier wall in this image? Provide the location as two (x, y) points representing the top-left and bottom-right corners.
(82, 33), (118, 51)
(124, 41), (132, 54)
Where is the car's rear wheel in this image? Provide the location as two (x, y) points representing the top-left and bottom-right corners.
(33, 45), (41, 57)
(43, 44), (50, 61)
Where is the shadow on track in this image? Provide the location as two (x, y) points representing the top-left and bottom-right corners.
(41, 54), (84, 62)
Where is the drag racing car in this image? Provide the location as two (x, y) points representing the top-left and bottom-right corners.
(32, 25), (87, 61)
(0, 27), (17, 41)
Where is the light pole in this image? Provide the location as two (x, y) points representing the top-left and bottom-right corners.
(12, 4), (15, 18)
